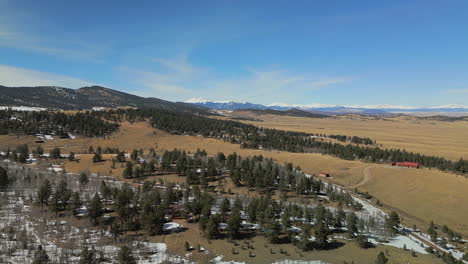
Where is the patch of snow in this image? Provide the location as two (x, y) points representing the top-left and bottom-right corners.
(368, 235), (428, 254)
(211, 255), (247, 264)
(163, 222), (182, 232)
(0, 106), (46, 111)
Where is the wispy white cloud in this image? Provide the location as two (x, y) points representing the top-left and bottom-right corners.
(121, 57), (350, 103)
(0, 64), (95, 88)
(446, 89), (468, 94)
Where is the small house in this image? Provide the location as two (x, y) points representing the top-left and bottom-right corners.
(396, 162), (419, 168)
(319, 172), (330, 177)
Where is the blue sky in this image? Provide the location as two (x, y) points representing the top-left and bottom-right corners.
(1, 0), (467, 107)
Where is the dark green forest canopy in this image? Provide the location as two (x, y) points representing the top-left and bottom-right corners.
(112, 108), (468, 174)
(0, 110), (119, 137)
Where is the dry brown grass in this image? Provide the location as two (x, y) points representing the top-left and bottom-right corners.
(228, 112), (468, 161)
(1, 121), (467, 238)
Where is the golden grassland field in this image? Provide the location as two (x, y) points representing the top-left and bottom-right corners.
(229, 111), (468, 161)
(1, 120), (467, 239)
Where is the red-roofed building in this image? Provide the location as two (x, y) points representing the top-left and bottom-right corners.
(396, 162), (420, 168)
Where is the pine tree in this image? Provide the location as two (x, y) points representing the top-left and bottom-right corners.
(0, 166), (9, 190)
(79, 246), (97, 264)
(116, 151), (126, 162)
(71, 191), (82, 215)
(32, 245), (49, 264)
(314, 222), (328, 249)
(265, 217), (281, 243)
(356, 234), (370, 248)
(37, 179), (52, 208)
(130, 149), (138, 161)
(384, 211), (400, 235)
(375, 252), (388, 264)
(205, 215), (219, 239)
(227, 207), (242, 239)
(220, 197), (230, 220)
(16, 144), (29, 163)
(92, 153), (102, 163)
(79, 172), (89, 187)
(123, 162), (133, 179)
(68, 152), (75, 161)
(297, 224), (312, 251)
(347, 212), (358, 238)
(49, 147), (61, 159)
(88, 193), (102, 225)
(115, 246), (136, 264)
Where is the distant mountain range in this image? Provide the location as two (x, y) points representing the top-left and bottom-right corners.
(1, 85), (467, 117)
(0, 85), (206, 113)
(186, 97), (468, 116)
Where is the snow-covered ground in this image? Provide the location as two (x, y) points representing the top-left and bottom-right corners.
(368, 235), (428, 254)
(0, 106), (46, 111)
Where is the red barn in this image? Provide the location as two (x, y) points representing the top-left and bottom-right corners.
(396, 162), (419, 168)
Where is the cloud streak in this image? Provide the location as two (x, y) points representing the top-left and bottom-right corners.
(121, 57), (350, 103)
(0, 64), (96, 88)
(446, 89), (468, 94)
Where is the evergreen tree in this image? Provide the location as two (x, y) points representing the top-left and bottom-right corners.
(384, 211), (400, 235)
(68, 152), (75, 161)
(205, 215), (219, 239)
(347, 212), (358, 238)
(49, 147), (61, 159)
(116, 151), (126, 162)
(71, 191), (82, 215)
(33, 146), (44, 156)
(265, 217), (281, 243)
(115, 246), (136, 264)
(88, 193), (103, 225)
(79, 172), (89, 186)
(16, 144), (29, 163)
(356, 234), (371, 248)
(79, 246), (98, 264)
(375, 252), (388, 264)
(314, 222), (328, 249)
(123, 162), (133, 179)
(32, 245), (49, 264)
(130, 149), (138, 161)
(37, 179), (52, 207)
(0, 166), (9, 190)
(92, 153), (102, 163)
(220, 197), (230, 220)
(297, 225), (312, 251)
(227, 207), (242, 239)
(100, 181), (111, 201)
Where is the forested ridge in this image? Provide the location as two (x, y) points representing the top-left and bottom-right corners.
(0, 110), (119, 137)
(113, 108), (468, 174)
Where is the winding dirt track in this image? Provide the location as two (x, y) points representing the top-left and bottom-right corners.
(347, 166), (374, 189)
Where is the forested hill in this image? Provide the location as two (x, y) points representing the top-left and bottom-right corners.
(0, 85), (207, 113)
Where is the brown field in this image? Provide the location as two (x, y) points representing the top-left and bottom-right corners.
(228, 112), (468, 161)
(1, 121), (467, 238)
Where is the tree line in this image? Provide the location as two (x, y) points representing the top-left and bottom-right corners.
(104, 108), (468, 174)
(0, 109), (119, 137)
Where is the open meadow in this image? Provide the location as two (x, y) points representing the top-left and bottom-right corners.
(2, 120), (466, 239)
(229, 111), (468, 161)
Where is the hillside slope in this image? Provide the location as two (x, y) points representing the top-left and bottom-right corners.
(0, 85), (207, 112)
